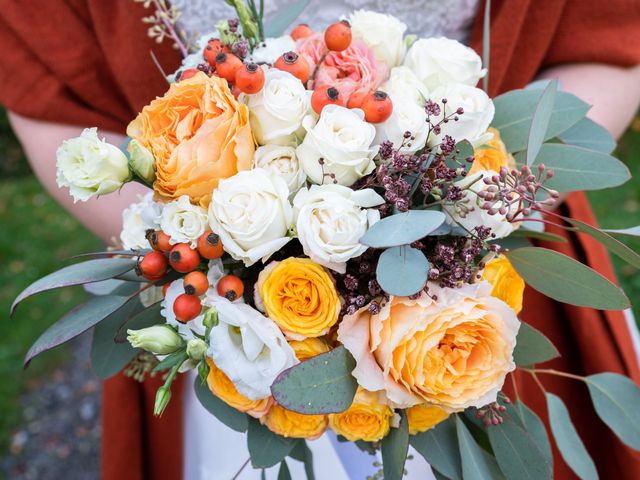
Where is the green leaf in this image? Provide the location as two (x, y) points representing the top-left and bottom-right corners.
(510, 228), (567, 243)
(247, 418), (299, 468)
(271, 346), (357, 414)
(289, 441), (315, 480)
(11, 258), (135, 315)
(514, 144), (630, 192)
(566, 218), (640, 269)
(25, 295), (130, 366)
(376, 246), (430, 297)
(360, 210), (446, 248)
(492, 90), (589, 153)
(602, 226), (640, 237)
(455, 415), (503, 480)
(263, 0), (310, 37)
(114, 302), (163, 342)
(525, 79), (557, 166)
(445, 140), (474, 172)
(505, 247), (630, 310)
(513, 322), (559, 367)
(514, 401), (553, 468)
(487, 412), (552, 479)
(193, 376), (248, 433)
(410, 416), (462, 480)
(585, 373), (640, 450)
(546, 393), (598, 480)
(382, 410), (409, 480)
(278, 460), (291, 480)
(557, 118), (616, 154)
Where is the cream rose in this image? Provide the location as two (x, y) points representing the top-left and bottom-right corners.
(208, 169), (294, 266)
(293, 185), (384, 273)
(404, 37), (486, 91)
(349, 10), (407, 68)
(253, 144), (307, 195)
(159, 195), (208, 248)
(381, 66), (429, 106)
(245, 69), (311, 145)
(120, 192), (163, 251)
(297, 105), (378, 186)
(56, 128), (131, 202)
(338, 282), (520, 410)
(207, 297), (298, 400)
(374, 94), (429, 154)
(250, 35), (297, 64)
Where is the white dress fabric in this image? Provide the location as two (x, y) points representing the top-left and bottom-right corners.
(176, 1), (480, 478)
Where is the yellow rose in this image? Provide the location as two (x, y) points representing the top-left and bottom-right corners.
(482, 255), (525, 314)
(406, 404), (449, 435)
(257, 258), (341, 339)
(127, 72), (254, 207)
(469, 128), (514, 175)
(206, 359), (272, 418)
(262, 404), (328, 439)
(338, 282), (520, 411)
(289, 338), (331, 361)
(328, 389), (394, 442)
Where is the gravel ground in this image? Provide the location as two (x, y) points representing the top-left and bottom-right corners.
(0, 334), (101, 480)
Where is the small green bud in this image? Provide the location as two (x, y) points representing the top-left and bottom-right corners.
(186, 338), (208, 361)
(203, 308), (219, 329)
(127, 325), (184, 355)
(198, 359), (210, 384)
(127, 139), (156, 184)
(154, 386), (172, 416)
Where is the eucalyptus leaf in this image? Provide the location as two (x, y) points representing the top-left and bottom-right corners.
(525, 79), (557, 166)
(510, 229), (567, 243)
(410, 416), (462, 480)
(455, 416), (502, 480)
(546, 393), (598, 480)
(557, 118), (616, 154)
(289, 441), (315, 480)
(263, 0), (310, 37)
(115, 302), (163, 342)
(505, 247), (630, 310)
(514, 401), (553, 468)
(12, 258), (135, 315)
(513, 322), (559, 367)
(382, 411), (409, 480)
(247, 418), (299, 468)
(566, 218), (640, 269)
(193, 376), (248, 433)
(360, 210), (446, 248)
(445, 140), (474, 172)
(585, 373), (640, 450)
(376, 246), (430, 297)
(271, 346), (357, 414)
(278, 460), (291, 480)
(602, 226), (640, 237)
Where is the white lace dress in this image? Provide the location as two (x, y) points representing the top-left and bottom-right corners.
(174, 1), (480, 478)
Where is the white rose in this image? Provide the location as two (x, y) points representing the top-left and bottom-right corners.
(297, 105), (378, 186)
(404, 37), (486, 91)
(445, 170), (518, 239)
(428, 83), (495, 147)
(249, 35), (296, 64)
(374, 95), (429, 154)
(56, 128), (131, 202)
(294, 185), (384, 273)
(253, 144), (307, 196)
(120, 192), (163, 251)
(207, 297), (298, 399)
(349, 10), (407, 67)
(245, 69), (311, 145)
(159, 195), (208, 248)
(381, 66), (429, 106)
(208, 169), (293, 266)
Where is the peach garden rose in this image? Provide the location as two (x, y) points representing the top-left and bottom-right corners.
(262, 404), (328, 439)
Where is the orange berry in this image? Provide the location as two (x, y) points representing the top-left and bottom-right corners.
(178, 68), (199, 81)
(173, 293), (202, 323)
(362, 90), (393, 123)
(162, 282), (171, 297)
(274, 52), (310, 84)
(214, 52), (243, 83)
(203, 38), (229, 66)
(347, 89), (369, 109)
(169, 243), (201, 273)
(234, 63), (265, 94)
(324, 20), (352, 52)
(147, 230), (172, 253)
(197, 230), (224, 259)
(311, 85), (344, 115)
(184, 271), (209, 296)
(216, 275), (244, 301)
(138, 251), (168, 280)
(291, 23), (313, 41)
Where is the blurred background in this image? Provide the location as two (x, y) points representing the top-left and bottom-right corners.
(0, 107), (638, 479)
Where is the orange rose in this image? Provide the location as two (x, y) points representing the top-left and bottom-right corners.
(469, 128), (514, 175)
(482, 255), (525, 314)
(289, 338), (331, 361)
(328, 388), (394, 442)
(127, 72), (254, 207)
(406, 404), (449, 435)
(262, 404), (328, 439)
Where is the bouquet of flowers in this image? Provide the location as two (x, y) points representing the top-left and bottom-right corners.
(12, 1), (640, 478)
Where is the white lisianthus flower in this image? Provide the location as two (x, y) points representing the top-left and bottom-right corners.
(294, 185), (384, 273)
(207, 297), (298, 400)
(56, 128), (131, 202)
(297, 105), (378, 186)
(404, 37), (486, 91)
(349, 10), (407, 67)
(374, 95), (429, 154)
(249, 35), (296, 64)
(159, 195), (208, 248)
(380, 66), (429, 106)
(446, 170), (518, 239)
(120, 192), (163, 251)
(208, 169), (293, 266)
(253, 144), (307, 196)
(245, 69), (311, 145)
(428, 83), (495, 147)
(127, 325), (184, 355)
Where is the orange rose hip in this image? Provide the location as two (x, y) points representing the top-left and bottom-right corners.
(169, 243), (201, 273)
(197, 230), (224, 259)
(324, 20), (352, 52)
(362, 90), (393, 123)
(183, 271), (209, 296)
(311, 85), (344, 115)
(173, 293), (202, 323)
(234, 63), (265, 94)
(216, 275), (244, 301)
(274, 52), (310, 84)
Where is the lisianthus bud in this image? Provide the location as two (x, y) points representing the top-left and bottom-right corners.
(203, 307), (219, 329)
(127, 139), (156, 184)
(186, 338), (208, 360)
(154, 386), (172, 416)
(127, 325), (184, 354)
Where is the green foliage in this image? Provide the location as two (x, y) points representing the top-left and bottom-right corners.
(193, 376), (248, 433)
(557, 118), (616, 154)
(382, 411), (409, 480)
(376, 246), (430, 296)
(247, 418), (299, 468)
(263, 0), (310, 37)
(289, 441), (315, 480)
(410, 417), (462, 480)
(360, 210), (446, 248)
(513, 322), (559, 367)
(455, 416), (505, 480)
(513, 401), (553, 468)
(525, 80), (557, 166)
